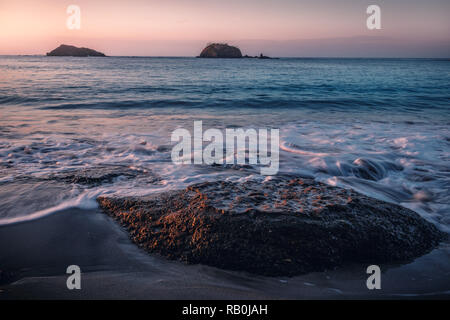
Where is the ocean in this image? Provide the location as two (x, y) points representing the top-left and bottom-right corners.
(0, 56), (449, 232)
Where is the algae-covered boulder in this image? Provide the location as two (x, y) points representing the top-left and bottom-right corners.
(98, 177), (445, 276)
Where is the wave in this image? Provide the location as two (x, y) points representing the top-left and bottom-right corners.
(37, 97), (384, 111)
(0, 190), (100, 226)
(0, 95), (41, 105)
(40, 99), (199, 110)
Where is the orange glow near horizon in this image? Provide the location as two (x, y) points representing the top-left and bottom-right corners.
(0, 0), (449, 57)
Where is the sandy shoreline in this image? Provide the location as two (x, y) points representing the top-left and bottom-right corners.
(0, 207), (449, 300)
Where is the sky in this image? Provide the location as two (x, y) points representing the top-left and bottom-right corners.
(0, 0), (449, 57)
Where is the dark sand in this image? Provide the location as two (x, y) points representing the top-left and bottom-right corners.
(0, 208), (449, 299)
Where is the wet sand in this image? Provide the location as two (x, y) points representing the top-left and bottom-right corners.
(0, 208), (449, 300)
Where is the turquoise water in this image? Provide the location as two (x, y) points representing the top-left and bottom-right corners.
(1, 57), (449, 113)
(0, 56), (449, 231)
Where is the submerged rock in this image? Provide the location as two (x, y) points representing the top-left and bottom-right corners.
(198, 43), (242, 58)
(46, 44), (106, 57)
(47, 165), (159, 187)
(97, 177), (445, 276)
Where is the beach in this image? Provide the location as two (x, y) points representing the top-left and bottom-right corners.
(1, 207), (449, 299)
(0, 56), (449, 299)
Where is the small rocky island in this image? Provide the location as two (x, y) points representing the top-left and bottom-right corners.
(198, 43), (276, 59)
(46, 44), (106, 57)
(97, 177), (445, 276)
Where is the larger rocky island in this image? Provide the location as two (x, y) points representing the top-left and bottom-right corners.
(199, 43), (242, 58)
(198, 43), (276, 59)
(98, 176), (445, 276)
(46, 44), (106, 57)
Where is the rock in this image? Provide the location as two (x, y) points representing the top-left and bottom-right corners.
(198, 43), (242, 58)
(257, 53), (276, 59)
(97, 177), (446, 276)
(46, 44), (106, 57)
(243, 53), (278, 59)
(46, 165), (159, 187)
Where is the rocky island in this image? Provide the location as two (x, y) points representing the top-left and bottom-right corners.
(46, 44), (106, 57)
(97, 176), (445, 276)
(198, 43), (277, 59)
(198, 43), (243, 58)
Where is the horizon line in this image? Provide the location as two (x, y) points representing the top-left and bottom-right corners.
(1, 54), (450, 60)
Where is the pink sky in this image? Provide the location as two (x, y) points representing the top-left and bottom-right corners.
(1, 0), (449, 57)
